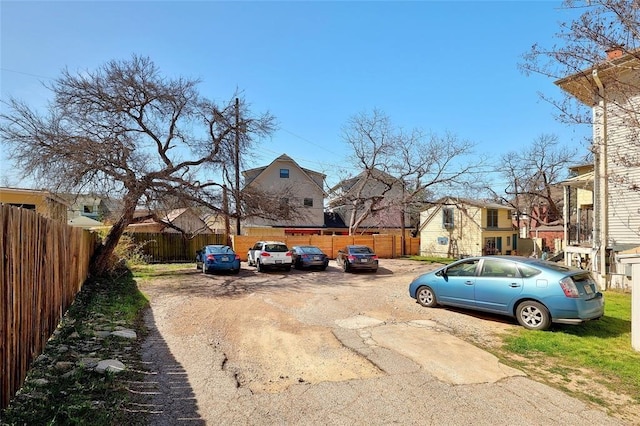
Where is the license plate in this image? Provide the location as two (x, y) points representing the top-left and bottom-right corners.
(275, 260), (282, 264)
(221, 256), (229, 261)
(584, 284), (593, 294)
(360, 258), (368, 263)
(313, 256), (320, 260)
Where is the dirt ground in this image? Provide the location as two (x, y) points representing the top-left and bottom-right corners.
(136, 259), (637, 425)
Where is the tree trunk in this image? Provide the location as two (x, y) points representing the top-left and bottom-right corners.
(89, 195), (138, 276)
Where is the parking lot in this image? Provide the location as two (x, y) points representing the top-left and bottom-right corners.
(137, 259), (623, 425)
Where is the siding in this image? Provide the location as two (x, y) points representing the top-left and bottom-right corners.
(605, 85), (640, 246)
(419, 201), (516, 258)
(245, 157), (325, 227)
(419, 204), (483, 257)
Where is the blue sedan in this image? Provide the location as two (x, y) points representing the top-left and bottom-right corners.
(196, 245), (241, 274)
(408, 256), (604, 330)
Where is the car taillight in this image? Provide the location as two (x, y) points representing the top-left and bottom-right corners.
(260, 252), (271, 257)
(559, 277), (580, 298)
(348, 255), (356, 261)
(286, 251), (292, 257)
(372, 255), (379, 260)
(206, 254), (216, 262)
(234, 254), (240, 260)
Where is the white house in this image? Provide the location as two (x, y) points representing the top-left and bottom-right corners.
(556, 48), (640, 289)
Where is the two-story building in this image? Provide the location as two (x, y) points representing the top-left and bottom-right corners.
(556, 48), (640, 288)
(241, 154), (327, 236)
(328, 168), (411, 235)
(418, 197), (518, 258)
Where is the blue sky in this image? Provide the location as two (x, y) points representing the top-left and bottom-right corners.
(1, 1), (591, 190)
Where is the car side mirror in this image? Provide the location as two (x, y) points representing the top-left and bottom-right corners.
(436, 269), (446, 277)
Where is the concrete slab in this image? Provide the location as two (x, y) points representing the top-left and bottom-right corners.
(371, 323), (525, 384)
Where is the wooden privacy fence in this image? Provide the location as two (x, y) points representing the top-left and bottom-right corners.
(232, 234), (420, 261)
(1, 205), (98, 410)
(128, 233), (227, 263)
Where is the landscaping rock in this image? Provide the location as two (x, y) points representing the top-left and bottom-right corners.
(111, 329), (137, 339)
(95, 359), (125, 374)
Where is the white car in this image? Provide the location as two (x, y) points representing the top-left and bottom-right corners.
(247, 241), (293, 272)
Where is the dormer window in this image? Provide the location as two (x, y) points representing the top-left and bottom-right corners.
(280, 168), (289, 178)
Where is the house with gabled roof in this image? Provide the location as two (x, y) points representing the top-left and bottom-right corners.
(418, 197), (518, 258)
(328, 168), (411, 235)
(555, 47), (640, 288)
(241, 154), (327, 235)
(126, 207), (213, 236)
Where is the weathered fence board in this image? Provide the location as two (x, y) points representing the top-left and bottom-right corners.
(232, 235), (420, 261)
(1, 205), (97, 410)
(128, 233), (227, 263)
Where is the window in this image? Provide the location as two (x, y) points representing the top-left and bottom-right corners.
(303, 198), (313, 207)
(487, 209), (498, 228)
(280, 168), (289, 178)
(480, 259), (517, 278)
(445, 259), (479, 277)
(9, 203), (36, 210)
(442, 207), (454, 229)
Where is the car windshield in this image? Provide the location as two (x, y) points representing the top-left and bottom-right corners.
(349, 246), (373, 254)
(301, 246), (323, 254)
(266, 244), (288, 252)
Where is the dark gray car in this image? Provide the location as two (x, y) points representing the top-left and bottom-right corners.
(336, 245), (378, 273)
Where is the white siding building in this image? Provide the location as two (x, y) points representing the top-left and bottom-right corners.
(556, 48), (640, 288)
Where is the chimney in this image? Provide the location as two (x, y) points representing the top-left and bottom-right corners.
(606, 47), (624, 60)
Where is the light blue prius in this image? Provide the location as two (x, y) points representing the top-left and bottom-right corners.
(408, 256), (604, 330)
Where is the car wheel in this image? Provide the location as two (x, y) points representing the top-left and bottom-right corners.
(516, 301), (551, 330)
(202, 263), (208, 275)
(284, 265), (291, 272)
(416, 286), (437, 307)
(256, 260), (264, 272)
(232, 267), (240, 274)
(343, 261), (351, 273)
(295, 259), (301, 269)
(320, 265), (327, 271)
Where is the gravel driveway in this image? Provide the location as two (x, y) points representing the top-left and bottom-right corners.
(137, 259), (623, 425)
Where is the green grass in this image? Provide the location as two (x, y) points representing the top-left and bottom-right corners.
(130, 262), (191, 280)
(1, 269), (149, 426)
(500, 291), (640, 406)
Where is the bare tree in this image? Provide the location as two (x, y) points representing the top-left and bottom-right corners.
(331, 109), (481, 236)
(520, 0), (639, 184)
(489, 134), (580, 227)
(0, 55), (276, 276)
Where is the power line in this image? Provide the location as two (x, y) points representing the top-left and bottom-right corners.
(0, 67), (54, 81)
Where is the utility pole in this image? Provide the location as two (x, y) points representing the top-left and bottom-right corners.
(234, 97), (241, 236)
(223, 185), (230, 236)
